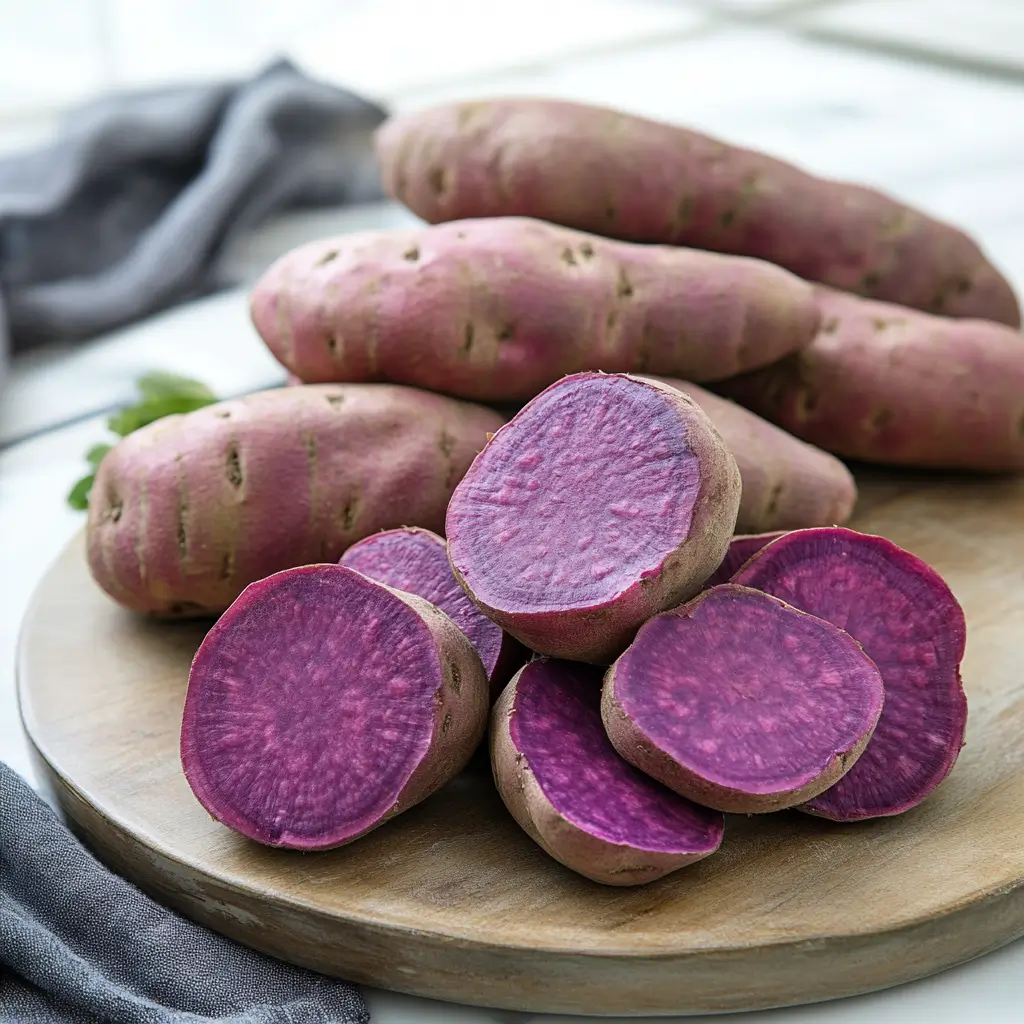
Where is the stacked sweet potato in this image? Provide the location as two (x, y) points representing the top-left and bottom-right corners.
(88, 98), (1016, 885)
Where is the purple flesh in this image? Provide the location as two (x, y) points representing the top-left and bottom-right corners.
(181, 564), (443, 849)
(702, 532), (786, 590)
(340, 527), (516, 687)
(613, 585), (884, 798)
(732, 527), (968, 820)
(447, 373), (699, 614)
(511, 660), (723, 853)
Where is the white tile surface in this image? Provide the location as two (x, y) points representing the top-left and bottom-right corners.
(98, 0), (340, 88)
(287, 0), (709, 101)
(0, 0), (708, 118)
(0, 0), (111, 116)
(1, 291), (284, 446)
(707, 0), (830, 14)
(799, 0), (1024, 74)
(0, 113), (59, 158)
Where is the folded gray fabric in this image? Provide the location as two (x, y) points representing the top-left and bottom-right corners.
(0, 58), (386, 377)
(0, 761), (368, 1023)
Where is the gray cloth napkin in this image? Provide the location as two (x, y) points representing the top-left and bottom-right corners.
(0, 761), (369, 1023)
(0, 57), (386, 378)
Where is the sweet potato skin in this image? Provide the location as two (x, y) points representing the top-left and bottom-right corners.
(379, 585), (491, 820)
(491, 664), (720, 886)
(249, 217), (820, 401)
(717, 288), (1024, 471)
(87, 383), (503, 616)
(375, 98), (1019, 326)
(702, 531), (787, 591)
(649, 378), (856, 532)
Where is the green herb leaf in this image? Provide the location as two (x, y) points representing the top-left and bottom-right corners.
(67, 474), (95, 511)
(107, 393), (217, 437)
(136, 371), (217, 403)
(68, 371), (220, 511)
(86, 443), (113, 468)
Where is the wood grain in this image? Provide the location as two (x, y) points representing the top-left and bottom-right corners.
(17, 469), (1024, 1016)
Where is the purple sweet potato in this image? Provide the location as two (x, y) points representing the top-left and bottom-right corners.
(86, 383), (503, 616)
(181, 564), (489, 849)
(717, 288), (1024, 471)
(492, 658), (724, 886)
(702, 532), (786, 591)
(651, 378), (856, 532)
(249, 217), (821, 402)
(340, 527), (526, 699)
(602, 585), (885, 814)
(446, 372), (741, 663)
(732, 527), (968, 820)
(376, 98), (1019, 325)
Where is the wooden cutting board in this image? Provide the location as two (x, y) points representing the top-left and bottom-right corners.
(17, 469), (1024, 1017)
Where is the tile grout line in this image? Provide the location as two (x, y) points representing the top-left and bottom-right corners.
(0, 375), (288, 453)
(798, 26), (1024, 89)
(692, 0), (847, 24)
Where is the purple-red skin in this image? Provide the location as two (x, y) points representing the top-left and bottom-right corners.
(602, 584), (885, 814)
(249, 216), (821, 402)
(86, 383), (503, 616)
(702, 532), (787, 591)
(446, 372), (741, 664)
(731, 527), (968, 820)
(651, 379), (857, 533)
(375, 98), (1019, 325)
(492, 658), (724, 886)
(180, 564), (489, 850)
(340, 527), (527, 701)
(717, 287), (1024, 472)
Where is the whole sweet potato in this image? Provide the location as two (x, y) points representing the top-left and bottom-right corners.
(651, 378), (856, 533)
(375, 98), (1019, 326)
(717, 288), (1024, 471)
(250, 217), (820, 401)
(87, 383), (503, 616)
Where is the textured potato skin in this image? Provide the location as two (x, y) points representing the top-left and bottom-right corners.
(87, 383), (503, 616)
(380, 586), (491, 819)
(649, 378), (856, 532)
(490, 666), (718, 886)
(701, 531), (787, 591)
(447, 375), (742, 664)
(249, 217), (821, 401)
(717, 288), (1024, 471)
(375, 98), (1019, 326)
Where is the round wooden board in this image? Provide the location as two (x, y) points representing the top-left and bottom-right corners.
(17, 470), (1024, 1017)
